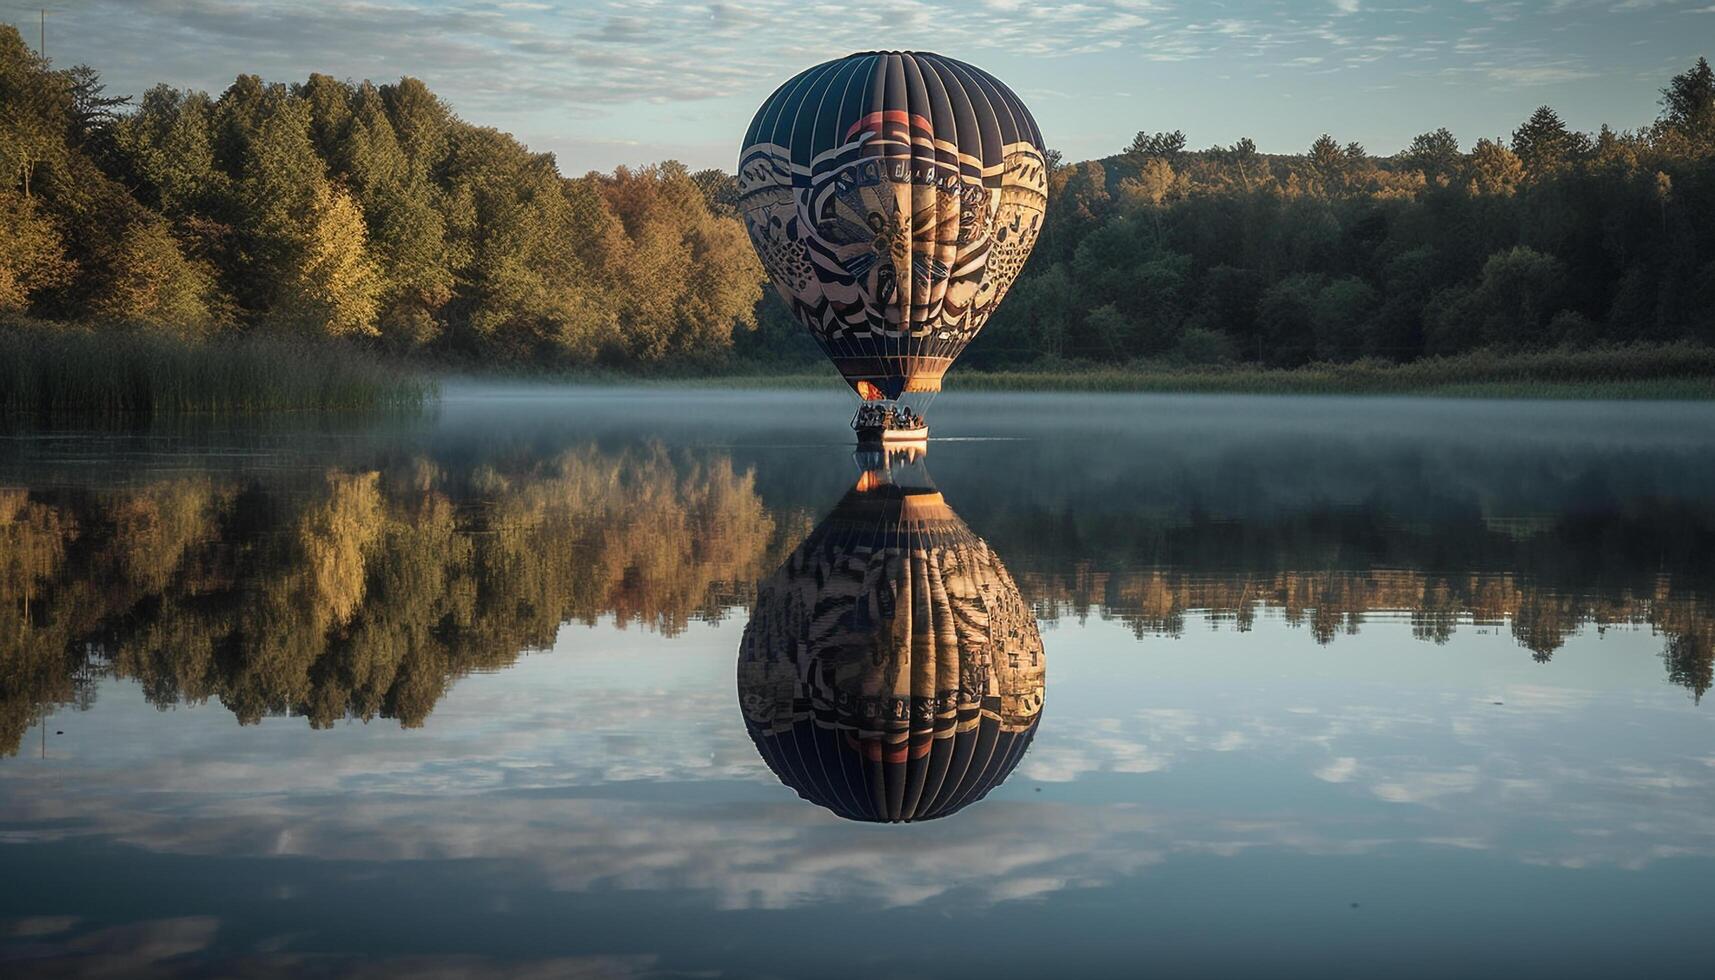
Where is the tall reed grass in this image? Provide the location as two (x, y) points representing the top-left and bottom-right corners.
(0, 323), (435, 420)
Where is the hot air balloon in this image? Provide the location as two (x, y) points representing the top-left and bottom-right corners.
(738, 51), (1048, 443)
(737, 460), (1045, 822)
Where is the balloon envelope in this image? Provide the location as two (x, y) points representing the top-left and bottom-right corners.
(738, 51), (1048, 400)
(737, 481), (1045, 822)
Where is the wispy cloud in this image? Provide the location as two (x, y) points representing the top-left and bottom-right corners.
(0, 2), (1697, 203)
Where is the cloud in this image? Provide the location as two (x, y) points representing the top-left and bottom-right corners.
(8, 0), (1698, 170)
(1313, 756), (1359, 782)
(1371, 768), (1482, 804)
(1486, 65), (1599, 84)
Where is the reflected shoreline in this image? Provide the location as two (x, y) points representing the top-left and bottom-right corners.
(5, 410), (1715, 756)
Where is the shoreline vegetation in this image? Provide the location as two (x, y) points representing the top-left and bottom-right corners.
(684, 346), (1715, 400)
(469, 342), (1715, 400)
(2, 24), (1713, 416)
(0, 320), (431, 418)
(7, 317), (1715, 421)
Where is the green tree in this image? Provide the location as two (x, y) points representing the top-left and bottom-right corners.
(61, 63), (130, 151)
(113, 86), (228, 217)
(1080, 303), (1132, 361)
(440, 125), (612, 359)
(231, 84), (374, 331)
(1256, 273), (1326, 365)
(1311, 276), (1378, 361)
(1125, 129), (1186, 165)
(1402, 128), (1461, 183)
(1657, 56), (1715, 153)
(0, 26), (69, 198)
(1307, 134), (1348, 195)
(1511, 106), (1587, 178)
(297, 72), (354, 164)
(1427, 246), (1566, 350)
(380, 77), (451, 169)
(690, 168), (739, 217)
(1191, 265), (1265, 356)
(1172, 326), (1233, 365)
(1222, 137), (1261, 191)
(340, 82), (451, 346)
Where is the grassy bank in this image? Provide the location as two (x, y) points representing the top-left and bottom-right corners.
(662, 344), (1715, 399)
(0, 323), (434, 420)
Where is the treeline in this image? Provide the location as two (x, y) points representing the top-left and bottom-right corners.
(3, 23), (1712, 370)
(0, 25), (759, 364)
(964, 57), (1715, 368)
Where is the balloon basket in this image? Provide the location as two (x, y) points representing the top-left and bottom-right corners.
(855, 424), (929, 449)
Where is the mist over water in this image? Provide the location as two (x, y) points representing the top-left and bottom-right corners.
(3, 390), (1714, 978)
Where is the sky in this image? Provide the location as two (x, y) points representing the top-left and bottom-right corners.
(3, 0), (1712, 173)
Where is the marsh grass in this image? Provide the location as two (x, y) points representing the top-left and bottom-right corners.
(666, 344), (1715, 399)
(0, 323), (435, 420)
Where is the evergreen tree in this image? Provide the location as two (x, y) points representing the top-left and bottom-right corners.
(1511, 106), (1588, 177)
(1659, 57), (1715, 154)
(1307, 134), (1347, 194)
(1402, 128), (1461, 183)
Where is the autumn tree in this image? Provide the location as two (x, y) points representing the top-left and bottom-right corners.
(0, 191), (73, 311)
(272, 183), (384, 337)
(89, 218), (221, 334)
(1465, 138), (1524, 196)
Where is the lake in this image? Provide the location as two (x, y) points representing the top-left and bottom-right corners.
(3, 387), (1714, 979)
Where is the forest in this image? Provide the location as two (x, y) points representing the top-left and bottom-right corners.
(1, 23), (1713, 382)
(0, 24), (761, 368)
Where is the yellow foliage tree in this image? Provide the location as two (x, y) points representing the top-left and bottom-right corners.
(1465, 138), (1525, 196)
(0, 190), (73, 312)
(274, 183), (383, 337)
(90, 219), (221, 335)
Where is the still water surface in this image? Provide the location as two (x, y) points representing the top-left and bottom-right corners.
(3, 388), (1714, 978)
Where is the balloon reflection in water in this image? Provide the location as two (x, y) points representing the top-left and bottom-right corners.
(738, 460), (1044, 822)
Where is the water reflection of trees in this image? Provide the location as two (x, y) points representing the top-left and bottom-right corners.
(5, 446), (1714, 755)
(1, 447), (786, 754)
(996, 500), (1715, 703)
(1020, 566), (1710, 694)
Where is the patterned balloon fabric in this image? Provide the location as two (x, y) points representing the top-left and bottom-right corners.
(738, 51), (1048, 400)
(737, 481), (1046, 822)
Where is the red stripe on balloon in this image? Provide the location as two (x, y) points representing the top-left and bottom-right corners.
(845, 110), (934, 141)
